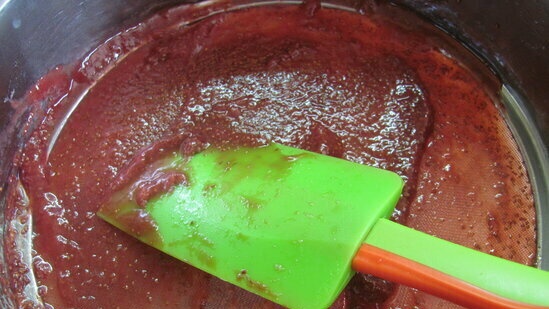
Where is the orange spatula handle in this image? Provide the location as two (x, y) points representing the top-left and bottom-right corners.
(352, 244), (548, 309)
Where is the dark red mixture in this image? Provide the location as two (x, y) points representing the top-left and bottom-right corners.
(4, 2), (536, 309)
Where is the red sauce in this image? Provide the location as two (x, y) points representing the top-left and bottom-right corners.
(5, 2), (535, 309)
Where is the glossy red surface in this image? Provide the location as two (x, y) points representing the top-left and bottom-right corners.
(5, 3), (535, 308)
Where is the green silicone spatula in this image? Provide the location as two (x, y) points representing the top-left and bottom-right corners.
(98, 143), (549, 309)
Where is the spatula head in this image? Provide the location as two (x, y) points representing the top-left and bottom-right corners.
(98, 143), (403, 309)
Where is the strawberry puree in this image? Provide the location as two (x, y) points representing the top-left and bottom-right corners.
(4, 2), (535, 309)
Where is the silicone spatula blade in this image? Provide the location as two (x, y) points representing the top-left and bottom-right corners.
(98, 143), (402, 309)
(97, 143), (549, 309)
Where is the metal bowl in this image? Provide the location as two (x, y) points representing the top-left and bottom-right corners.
(0, 0), (547, 307)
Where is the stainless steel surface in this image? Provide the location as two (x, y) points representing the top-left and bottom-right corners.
(0, 0), (547, 306)
(393, 1), (548, 146)
(501, 85), (549, 270)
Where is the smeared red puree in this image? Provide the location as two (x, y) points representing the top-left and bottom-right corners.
(4, 2), (536, 309)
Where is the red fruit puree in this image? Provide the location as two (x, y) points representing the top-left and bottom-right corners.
(4, 2), (536, 309)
